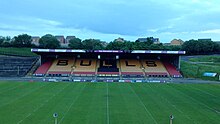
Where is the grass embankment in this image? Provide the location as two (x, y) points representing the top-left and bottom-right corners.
(0, 82), (220, 124)
(181, 55), (220, 81)
(0, 47), (37, 56)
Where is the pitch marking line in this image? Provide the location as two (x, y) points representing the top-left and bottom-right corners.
(0, 83), (26, 94)
(215, 110), (220, 114)
(17, 83), (71, 124)
(147, 85), (198, 124)
(0, 83), (48, 108)
(17, 113), (31, 124)
(169, 85), (220, 115)
(188, 85), (217, 98)
(129, 84), (158, 124)
(58, 84), (86, 124)
(106, 83), (110, 124)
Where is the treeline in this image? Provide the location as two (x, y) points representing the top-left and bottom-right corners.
(0, 34), (59, 48)
(182, 39), (220, 54)
(0, 34), (35, 47)
(66, 37), (220, 55)
(1, 34), (220, 55)
(67, 37), (182, 51)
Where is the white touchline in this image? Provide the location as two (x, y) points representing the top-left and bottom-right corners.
(1, 83), (48, 108)
(129, 84), (158, 124)
(106, 83), (110, 124)
(169, 86), (220, 115)
(0, 83), (25, 94)
(189, 85), (216, 98)
(59, 84), (86, 124)
(147, 85), (198, 124)
(17, 83), (70, 124)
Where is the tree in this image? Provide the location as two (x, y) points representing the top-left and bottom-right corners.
(213, 42), (220, 53)
(0, 36), (4, 46)
(149, 43), (164, 50)
(133, 42), (149, 50)
(1, 42), (11, 47)
(82, 39), (104, 50)
(0, 36), (12, 47)
(182, 39), (197, 54)
(39, 34), (60, 48)
(68, 38), (82, 49)
(200, 40), (214, 53)
(146, 37), (154, 45)
(121, 41), (134, 50)
(182, 39), (217, 55)
(5, 36), (11, 42)
(164, 45), (182, 51)
(12, 34), (32, 47)
(106, 41), (124, 50)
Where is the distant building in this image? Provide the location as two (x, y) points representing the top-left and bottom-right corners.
(198, 38), (212, 42)
(170, 39), (184, 46)
(55, 35), (65, 44)
(115, 37), (125, 42)
(137, 37), (160, 44)
(101, 42), (108, 47)
(31, 36), (40, 45)
(66, 36), (76, 44)
(137, 38), (147, 42)
(151, 37), (160, 44)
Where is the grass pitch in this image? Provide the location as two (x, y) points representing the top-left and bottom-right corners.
(0, 47), (37, 56)
(181, 55), (220, 80)
(0, 81), (220, 124)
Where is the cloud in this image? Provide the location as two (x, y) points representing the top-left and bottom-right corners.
(198, 29), (220, 34)
(0, 15), (63, 32)
(34, 18), (62, 26)
(0, 15), (138, 41)
(1, 0), (220, 42)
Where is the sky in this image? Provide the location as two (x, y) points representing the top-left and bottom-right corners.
(0, 0), (220, 43)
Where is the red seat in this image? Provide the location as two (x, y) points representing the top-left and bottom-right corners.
(34, 61), (52, 75)
(163, 62), (182, 77)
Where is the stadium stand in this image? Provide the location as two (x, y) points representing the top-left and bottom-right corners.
(142, 60), (169, 77)
(0, 56), (37, 77)
(163, 62), (182, 77)
(97, 59), (119, 77)
(34, 58), (182, 78)
(72, 59), (96, 76)
(34, 61), (52, 76)
(120, 59), (144, 78)
(47, 58), (75, 76)
(32, 49), (185, 81)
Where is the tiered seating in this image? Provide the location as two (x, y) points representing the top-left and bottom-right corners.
(163, 62), (182, 77)
(33, 57), (183, 78)
(72, 59), (96, 76)
(47, 58), (75, 76)
(97, 59), (119, 76)
(142, 60), (169, 77)
(34, 61), (52, 76)
(0, 56), (37, 77)
(120, 59), (144, 77)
